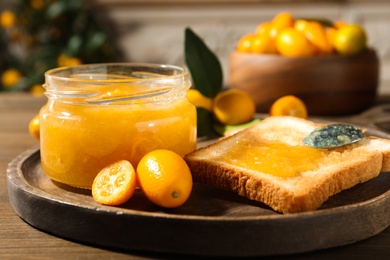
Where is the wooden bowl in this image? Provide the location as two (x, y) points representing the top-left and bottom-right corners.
(228, 49), (379, 116)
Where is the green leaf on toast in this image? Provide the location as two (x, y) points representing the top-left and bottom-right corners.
(184, 27), (223, 99)
(303, 124), (364, 148)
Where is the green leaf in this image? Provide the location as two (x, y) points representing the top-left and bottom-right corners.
(296, 17), (334, 28)
(184, 27), (223, 99)
(213, 118), (261, 136)
(196, 107), (214, 138)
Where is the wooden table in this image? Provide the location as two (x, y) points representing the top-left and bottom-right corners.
(1, 93), (390, 259)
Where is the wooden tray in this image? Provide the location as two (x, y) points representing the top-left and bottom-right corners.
(7, 131), (390, 257)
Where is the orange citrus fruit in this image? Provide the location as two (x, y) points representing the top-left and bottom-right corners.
(186, 89), (212, 111)
(294, 19), (309, 32)
(1, 69), (22, 88)
(28, 114), (40, 139)
(30, 0), (45, 10)
(255, 21), (272, 36)
(326, 27), (338, 49)
(30, 84), (45, 96)
(237, 33), (256, 53)
(57, 54), (82, 67)
(213, 89), (256, 125)
(92, 160), (137, 206)
(276, 28), (317, 57)
(136, 149), (193, 208)
(269, 12), (294, 39)
(251, 34), (277, 54)
(333, 24), (367, 55)
(302, 21), (333, 54)
(333, 20), (348, 29)
(0, 10), (15, 29)
(269, 95), (308, 119)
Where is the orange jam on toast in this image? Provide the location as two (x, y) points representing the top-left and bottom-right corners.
(223, 140), (343, 177)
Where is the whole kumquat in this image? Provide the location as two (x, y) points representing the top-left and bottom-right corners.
(333, 24), (367, 55)
(251, 34), (277, 54)
(333, 20), (347, 29)
(326, 27), (338, 49)
(236, 33), (256, 53)
(276, 28), (317, 57)
(92, 160), (137, 206)
(28, 114), (40, 139)
(302, 21), (333, 55)
(294, 19), (309, 32)
(136, 149), (193, 208)
(269, 95), (308, 119)
(255, 21), (272, 36)
(0, 10), (15, 29)
(30, 84), (45, 96)
(1, 69), (22, 88)
(269, 12), (294, 38)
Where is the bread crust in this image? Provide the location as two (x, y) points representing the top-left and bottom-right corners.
(185, 116), (388, 214)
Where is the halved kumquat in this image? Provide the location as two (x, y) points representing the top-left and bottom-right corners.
(92, 160), (137, 206)
(213, 89), (256, 125)
(270, 95), (308, 119)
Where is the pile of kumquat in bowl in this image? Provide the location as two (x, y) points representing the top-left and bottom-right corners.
(229, 12), (379, 116)
(236, 12), (367, 57)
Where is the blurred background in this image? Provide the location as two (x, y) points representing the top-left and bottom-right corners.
(1, 0), (390, 96)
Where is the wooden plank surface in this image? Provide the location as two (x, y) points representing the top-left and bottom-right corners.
(1, 93), (390, 259)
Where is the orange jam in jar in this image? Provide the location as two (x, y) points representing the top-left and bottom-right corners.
(40, 63), (196, 188)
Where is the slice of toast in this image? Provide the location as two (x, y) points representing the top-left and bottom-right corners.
(184, 116), (390, 213)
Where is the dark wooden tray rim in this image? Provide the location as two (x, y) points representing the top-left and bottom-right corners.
(7, 131), (390, 257)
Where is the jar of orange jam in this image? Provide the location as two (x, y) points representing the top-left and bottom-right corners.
(40, 63), (197, 188)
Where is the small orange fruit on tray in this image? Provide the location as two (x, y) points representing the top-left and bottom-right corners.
(136, 149), (193, 208)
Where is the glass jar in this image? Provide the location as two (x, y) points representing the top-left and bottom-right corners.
(40, 63), (197, 189)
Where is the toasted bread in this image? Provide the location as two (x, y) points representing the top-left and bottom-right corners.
(184, 116), (390, 213)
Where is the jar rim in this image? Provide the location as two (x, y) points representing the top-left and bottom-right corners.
(44, 63), (191, 105)
(45, 62), (189, 83)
